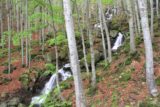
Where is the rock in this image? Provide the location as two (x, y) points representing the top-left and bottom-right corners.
(80, 50), (102, 68)
(0, 102), (7, 107)
(7, 97), (20, 107)
(18, 103), (26, 107)
(59, 45), (69, 62)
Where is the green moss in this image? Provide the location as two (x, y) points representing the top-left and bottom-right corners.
(119, 70), (132, 82)
(155, 77), (160, 86)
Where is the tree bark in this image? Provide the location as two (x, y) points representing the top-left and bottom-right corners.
(138, 0), (158, 97)
(63, 0), (86, 106)
(127, 0), (136, 53)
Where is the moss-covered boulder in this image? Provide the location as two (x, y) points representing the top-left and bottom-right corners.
(80, 50), (102, 68)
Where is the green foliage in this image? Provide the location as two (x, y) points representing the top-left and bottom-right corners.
(155, 77), (160, 86)
(43, 91), (72, 107)
(87, 87), (97, 96)
(47, 32), (67, 46)
(42, 63), (56, 76)
(139, 97), (160, 107)
(111, 91), (118, 107)
(119, 70), (132, 82)
(98, 60), (110, 70)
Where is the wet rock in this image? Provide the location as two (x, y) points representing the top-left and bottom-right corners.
(7, 97), (20, 107)
(0, 102), (7, 107)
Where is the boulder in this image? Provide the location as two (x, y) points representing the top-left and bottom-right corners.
(0, 102), (7, 107)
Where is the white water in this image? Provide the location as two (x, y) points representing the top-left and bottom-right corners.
(112, 32), (124, 51)
(31, 63), (72, 106)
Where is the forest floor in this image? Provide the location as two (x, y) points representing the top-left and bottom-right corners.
(1, 33), (160, 107)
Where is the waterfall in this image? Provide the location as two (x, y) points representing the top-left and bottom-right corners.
(112, 32), (124, 51)
(30, 63), (72, 106)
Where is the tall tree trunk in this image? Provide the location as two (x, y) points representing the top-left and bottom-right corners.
(0, 1), (3, 48)
(101, 6), (112, 62)
(25, 0), (29, 67)
(97, 0), (107, 63)
(150, 0), (154, 39)
(48, 0), (63, 100)
(20, 2), (24, 66)
(63, 0), (86, 106)
(156, 0), (159, 17)
(74, 0), (89, 75)
(86, 0), (96, 88)
(127, 0), (136, 53)
(138, 0), (158, 97)
(134, 0), (141, 35)
(7, 0), (11, 74)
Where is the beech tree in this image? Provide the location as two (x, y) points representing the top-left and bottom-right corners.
(63, 0), (86, 106)
(138, 0), (158, 97)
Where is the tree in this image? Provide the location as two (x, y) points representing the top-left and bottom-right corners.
(138, 0), (158, 97)
(63, 0), (86, 106)
(126, 0), (136, 53)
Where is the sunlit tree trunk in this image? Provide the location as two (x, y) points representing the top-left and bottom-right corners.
(127, 0), (136, 53)
(138, 0), (158, 97)
(63, 0), (86, 106)
(150, 0), (154, 39)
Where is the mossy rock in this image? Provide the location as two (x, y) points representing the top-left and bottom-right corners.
(80, 50), (102, 68)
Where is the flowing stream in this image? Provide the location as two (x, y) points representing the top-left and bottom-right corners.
(112, 32), (124, 51)
(30, 63), (72, 106)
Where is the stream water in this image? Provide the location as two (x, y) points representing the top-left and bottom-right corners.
(30, 63), (72, 106)
(112, 32), (124, 51)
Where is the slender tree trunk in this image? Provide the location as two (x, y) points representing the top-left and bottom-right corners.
(138, 0), (158, 97)
(48, 0), (63, 100)
(86, 0), (96, 88)
(63, 0), (86, 106)
(25, 0), (29, 67)
(150, 0), (154, 39)
(127, 0), (136, 53)
(134, 0), (141, 35)
(7, 0), (11, 74)
(156, 0), (159, 18)
(97, 0), (107, 63)
(20, 0), (24, 66)
(74, 0), (89, 75)
(0, 2), (3, 48)
(101, 6), (112, 62)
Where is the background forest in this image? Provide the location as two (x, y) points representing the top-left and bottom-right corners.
(0, 0), (160, 107)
